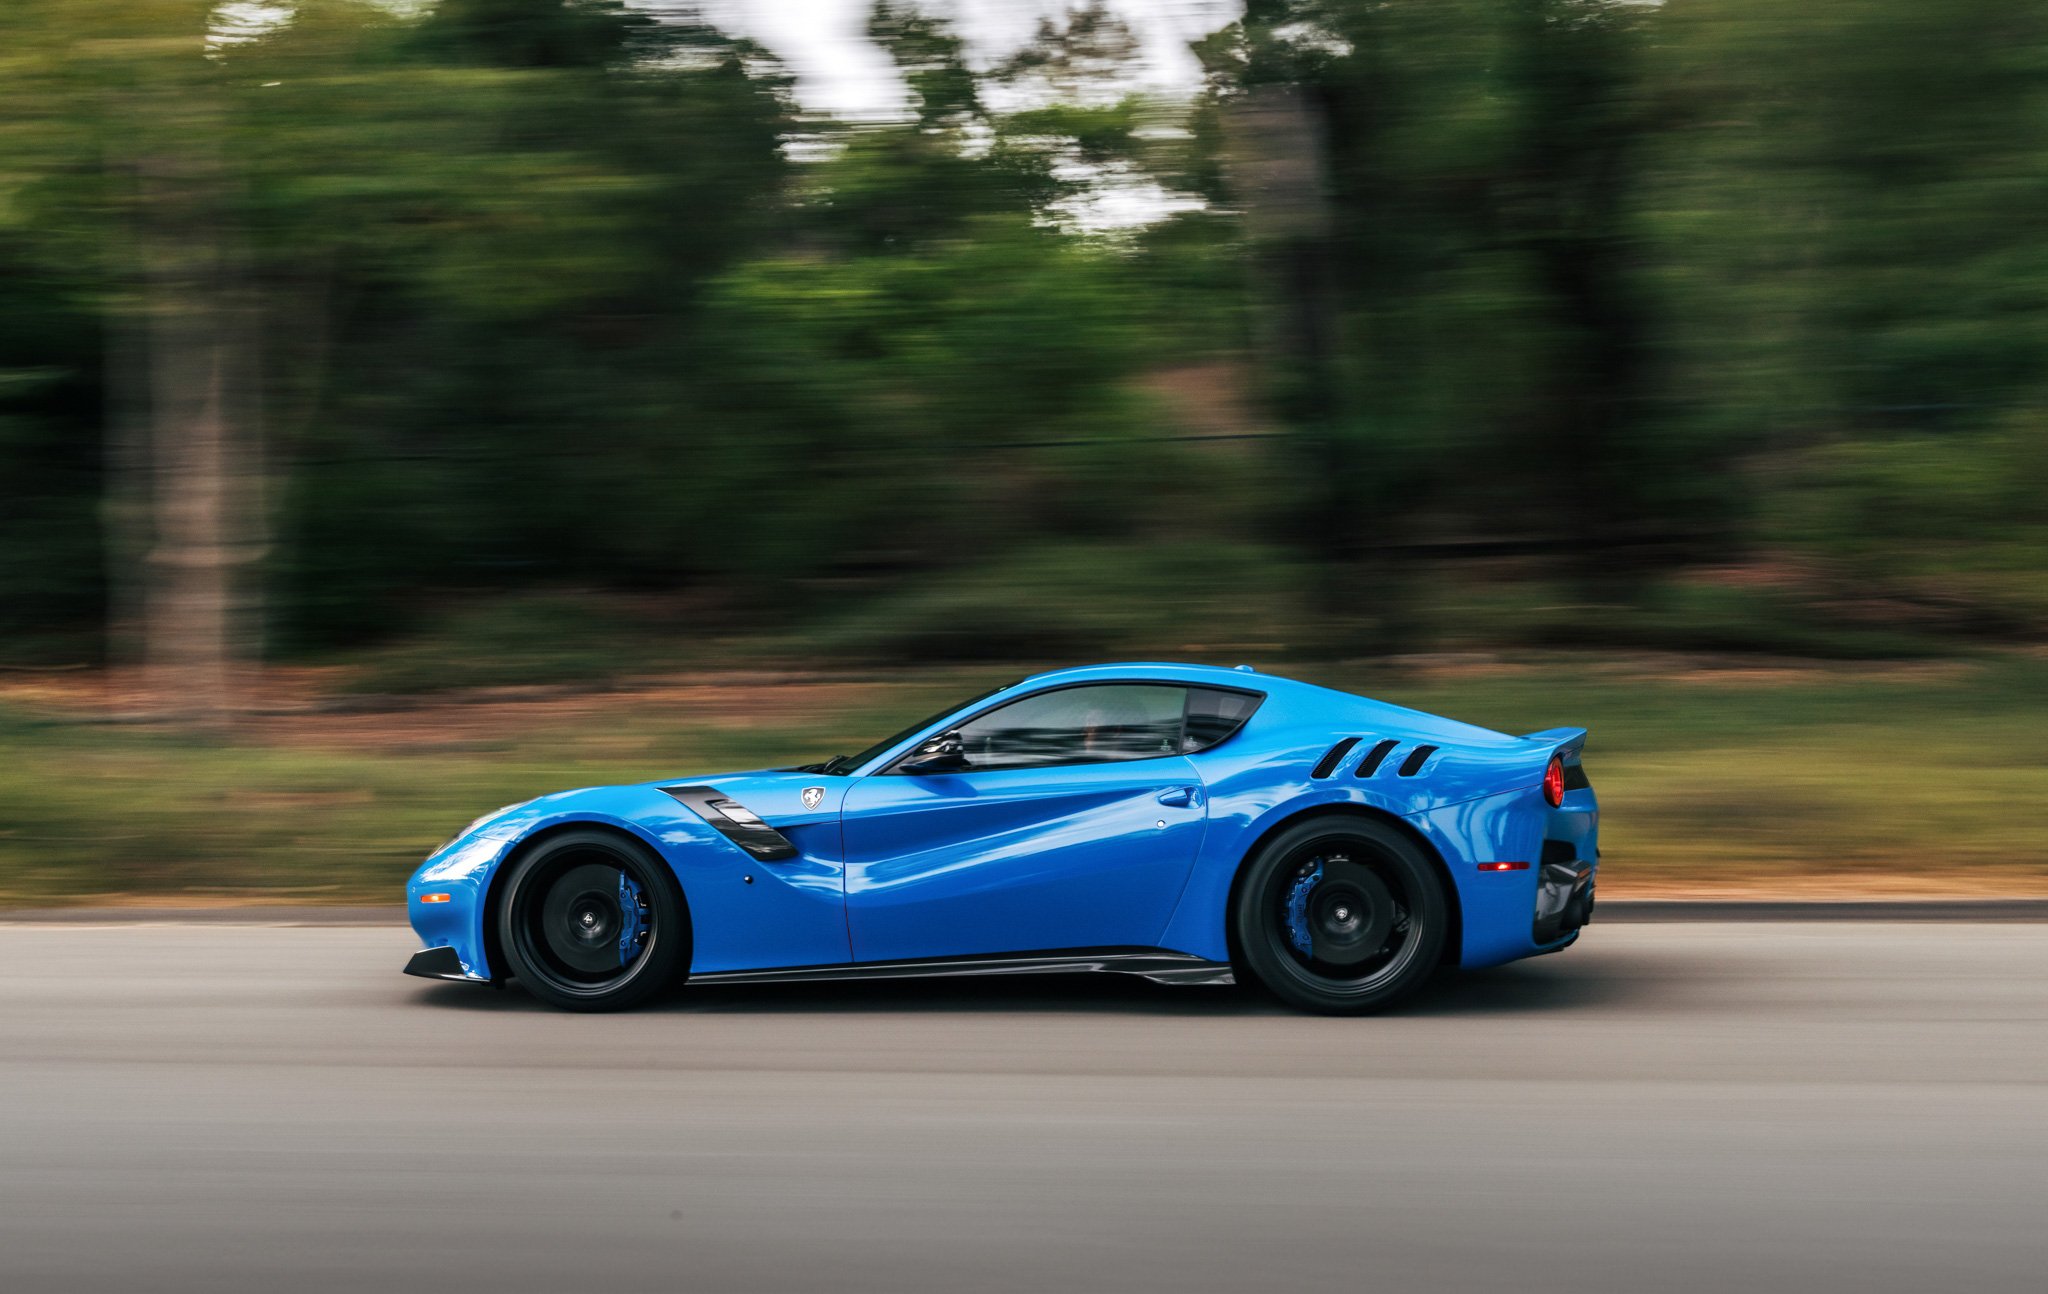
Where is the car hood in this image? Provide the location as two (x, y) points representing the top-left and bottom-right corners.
(637, 767), (847, 827)
(454, 767), (837, 846)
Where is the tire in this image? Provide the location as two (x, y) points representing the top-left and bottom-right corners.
(496, 828), (689, 1012)
(1231, 815), (1448, 1015)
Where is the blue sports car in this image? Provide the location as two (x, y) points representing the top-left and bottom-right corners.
(405, 662), (1598, 1013)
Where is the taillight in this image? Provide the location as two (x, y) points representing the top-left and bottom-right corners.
(1542, 754), (1566, 807)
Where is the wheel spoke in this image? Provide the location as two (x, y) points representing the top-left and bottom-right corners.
(1242, 823), (1445, 1014)
(1304, 858), (1395, 966)
(523, 854), (658, 987)
(1273, 844), (1407, 974)
(503, 834), (679, 1010)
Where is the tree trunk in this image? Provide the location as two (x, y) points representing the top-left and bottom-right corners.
(131, 132), (261, 724)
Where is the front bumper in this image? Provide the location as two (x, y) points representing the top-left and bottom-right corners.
(406, 832), (517, 982)
(403, 945), (491, 983)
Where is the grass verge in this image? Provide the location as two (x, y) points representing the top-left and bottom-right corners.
(2, 653), (2045, 903)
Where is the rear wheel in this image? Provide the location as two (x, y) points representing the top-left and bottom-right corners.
(1231, 816), (1447, 1015)
(497, 829), (688, 1012)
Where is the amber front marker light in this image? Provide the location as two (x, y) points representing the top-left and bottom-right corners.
(1475, 862), (1530, 872)
(419, 893), (453, 904)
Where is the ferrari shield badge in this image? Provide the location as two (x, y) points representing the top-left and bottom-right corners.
(801, 786), (825, 811)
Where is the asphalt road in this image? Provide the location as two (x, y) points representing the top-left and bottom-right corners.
(3, 922), (2045, 1293)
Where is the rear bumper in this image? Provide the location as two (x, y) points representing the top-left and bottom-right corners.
(1532, 859), (1596, 945)
(1411, 783), (1599, 968)
(404, 945), (490, 984)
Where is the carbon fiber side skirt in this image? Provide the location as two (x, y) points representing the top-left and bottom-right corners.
(690, 948), (1235, 988)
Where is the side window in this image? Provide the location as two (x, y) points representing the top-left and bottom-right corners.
(954, 685), (1187, 771)
(1182, 687), (1262, 753)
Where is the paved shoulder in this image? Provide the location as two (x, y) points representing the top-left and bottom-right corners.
(2, 922), (2046, 1293)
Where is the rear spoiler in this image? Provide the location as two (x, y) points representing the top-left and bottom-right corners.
(1519, 726), (1587, 761)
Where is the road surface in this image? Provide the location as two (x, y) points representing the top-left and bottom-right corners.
(2, 921), (2044, 1292)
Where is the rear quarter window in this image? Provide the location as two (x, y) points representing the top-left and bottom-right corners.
(1182, 687), (1263, 753)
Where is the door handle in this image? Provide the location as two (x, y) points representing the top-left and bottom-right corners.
(1156, 786), (1201, 808)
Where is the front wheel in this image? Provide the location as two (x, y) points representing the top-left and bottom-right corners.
(1231, 816), (1447, 1015)
(496, 829), (688, 1012)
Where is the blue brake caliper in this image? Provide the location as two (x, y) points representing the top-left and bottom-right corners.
(618, 871), (650, 967)
(1284, 860), (1322, 958)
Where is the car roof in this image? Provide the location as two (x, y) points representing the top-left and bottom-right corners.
(1011, 661), (1521, 748)
(1017, 661), (1278, 689)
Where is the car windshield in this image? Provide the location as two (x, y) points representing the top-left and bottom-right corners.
(815, 682), (1015, 775)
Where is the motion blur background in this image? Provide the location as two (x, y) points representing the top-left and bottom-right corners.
(3, 0), (2046, 904)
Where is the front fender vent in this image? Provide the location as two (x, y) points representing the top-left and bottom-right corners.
(660, 785), (800, 861)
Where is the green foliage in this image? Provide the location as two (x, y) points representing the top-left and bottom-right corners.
(1771, 420), (2048, 628)
(868, 1), (983, 127)
(1650, 0), (2048, 424)
(1643, 0), (2048, 612)
(1, 0), (2046, 674)
(327, 591), (681, 694)
(801, 542), (1305, 661)
(0, 243), (101, 662)
(1418, 577), (1952, 660)
(1227, 0), (1678, 544)
(692, 226), (1160, 579)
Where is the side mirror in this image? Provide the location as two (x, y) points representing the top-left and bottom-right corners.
(899, 730), (968, 775)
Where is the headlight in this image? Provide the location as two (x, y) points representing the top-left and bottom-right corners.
(438, 800), (532, 853)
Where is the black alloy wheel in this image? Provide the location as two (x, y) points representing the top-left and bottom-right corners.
(1231, 816), (1447, 1014)
(497, 829), (688, 1012)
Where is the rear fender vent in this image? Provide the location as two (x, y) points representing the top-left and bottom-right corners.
(1310, 737), (1362, 779)
(1396, 745), (1439, 777)
(1354, 739), (1399, 778)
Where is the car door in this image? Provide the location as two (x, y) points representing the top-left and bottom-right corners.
(840, 683), (1208, 963)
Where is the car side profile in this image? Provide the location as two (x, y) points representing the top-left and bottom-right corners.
(404, 662), (1598, 1014)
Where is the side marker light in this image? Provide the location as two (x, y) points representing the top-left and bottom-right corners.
(420, 893), (453, 904)
(1475, 862), (1530, 872)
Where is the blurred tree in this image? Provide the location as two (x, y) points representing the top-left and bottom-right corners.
(3, 0), (2044, 680)
(0, 0), (267, 716)
(998, 1), (1143, 102)
(234, 1), (793, 645)
(867, 1), (984, 129)
(0, 268), (103, 664)
(688, 4), (1174, 609)
(410, 0), (656, 69)
(1204, 0), (1677, 648)
(989, 1), (1215, 233)
(1650, 0), (2048, 625)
